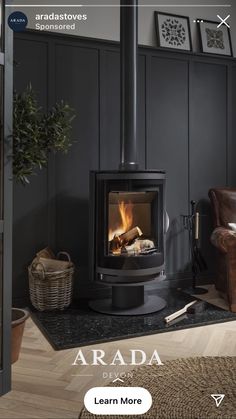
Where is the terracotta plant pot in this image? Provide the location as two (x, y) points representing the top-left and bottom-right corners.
(11, 308), (29, 364)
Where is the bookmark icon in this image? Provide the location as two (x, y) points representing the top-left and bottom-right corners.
(211, 394), (225, 407)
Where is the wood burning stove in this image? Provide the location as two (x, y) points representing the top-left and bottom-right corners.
(89, 171), (167, 314)
(90, 171), (165, 282)
(89, 0), (167, 314)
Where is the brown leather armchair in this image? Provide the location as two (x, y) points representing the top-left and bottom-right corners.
(209, 188), (236, 312)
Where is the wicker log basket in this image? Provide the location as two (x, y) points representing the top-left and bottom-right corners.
(28, 250), (74, 311)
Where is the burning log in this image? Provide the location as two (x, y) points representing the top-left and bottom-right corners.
(110, 226), (143, 254)
(125, 239), (155, 254)
(120, 226), (142, 244)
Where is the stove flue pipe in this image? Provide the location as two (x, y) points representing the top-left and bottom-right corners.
(119, 0), (138, 171)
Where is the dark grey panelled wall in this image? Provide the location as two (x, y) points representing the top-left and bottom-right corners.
(148, 57), (189, 276)
(190, 62), (228, 274)
(55, 44), (99, 289)
(13, 30), (236, 302)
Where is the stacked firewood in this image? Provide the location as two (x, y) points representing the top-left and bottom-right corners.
(109, 227), (157, 255)
(32, 247), (72, 272)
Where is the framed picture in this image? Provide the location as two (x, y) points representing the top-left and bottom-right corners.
(198, 19), (232, 56)
(155, 12), (192, 51)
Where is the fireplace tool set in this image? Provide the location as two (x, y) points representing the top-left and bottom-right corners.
(182, 201), (208, 295)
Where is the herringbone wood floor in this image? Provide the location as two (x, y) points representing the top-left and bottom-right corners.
(0, 287), (236, 418)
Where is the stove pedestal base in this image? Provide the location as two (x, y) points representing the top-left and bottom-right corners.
(89, 285), (166, 316)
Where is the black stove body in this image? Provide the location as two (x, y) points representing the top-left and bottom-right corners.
(90, 170), (166, 283)
(89, 170), (167, 315)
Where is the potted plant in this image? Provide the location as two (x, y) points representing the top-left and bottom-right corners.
(13, 85), (75, 184)
(11, 86), (75, 362)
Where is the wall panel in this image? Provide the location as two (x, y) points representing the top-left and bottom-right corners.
(147, 57), (190, 276)
(189, 62), (227, 275)
(54, 43), (99, 294)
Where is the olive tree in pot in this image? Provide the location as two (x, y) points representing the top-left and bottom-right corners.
(11, 86), (75, 363)
(13, 85), (75, 184)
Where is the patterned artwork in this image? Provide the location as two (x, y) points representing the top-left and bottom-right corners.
(161, 18), (186, 47)
(198, 20), (232, 56)
(206, 29), (224, 50)
(155, 12), (191, 51)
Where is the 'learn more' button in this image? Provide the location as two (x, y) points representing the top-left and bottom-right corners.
(84, 387), (152, 415)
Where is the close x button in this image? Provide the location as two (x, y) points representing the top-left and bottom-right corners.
(84, 386), (152, 415)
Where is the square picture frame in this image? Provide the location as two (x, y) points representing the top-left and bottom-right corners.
(197, 19), (233, 56)
(155, 12), (192, 52)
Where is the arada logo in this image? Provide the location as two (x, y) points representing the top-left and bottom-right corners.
(8, 11), (28, 32)
(211, 394), (225, 407)
(72, 349), (163, 366)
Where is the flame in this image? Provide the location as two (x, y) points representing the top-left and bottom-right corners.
(109, 201), (133, 241)
(119, 201), (133, 233)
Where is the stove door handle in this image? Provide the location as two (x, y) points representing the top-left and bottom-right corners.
(164, 211), (169, 234)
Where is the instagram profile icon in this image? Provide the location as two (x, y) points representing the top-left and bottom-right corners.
(8, 11), (28, 32)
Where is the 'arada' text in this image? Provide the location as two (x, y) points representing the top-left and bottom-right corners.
(73, 349), (163, 366)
